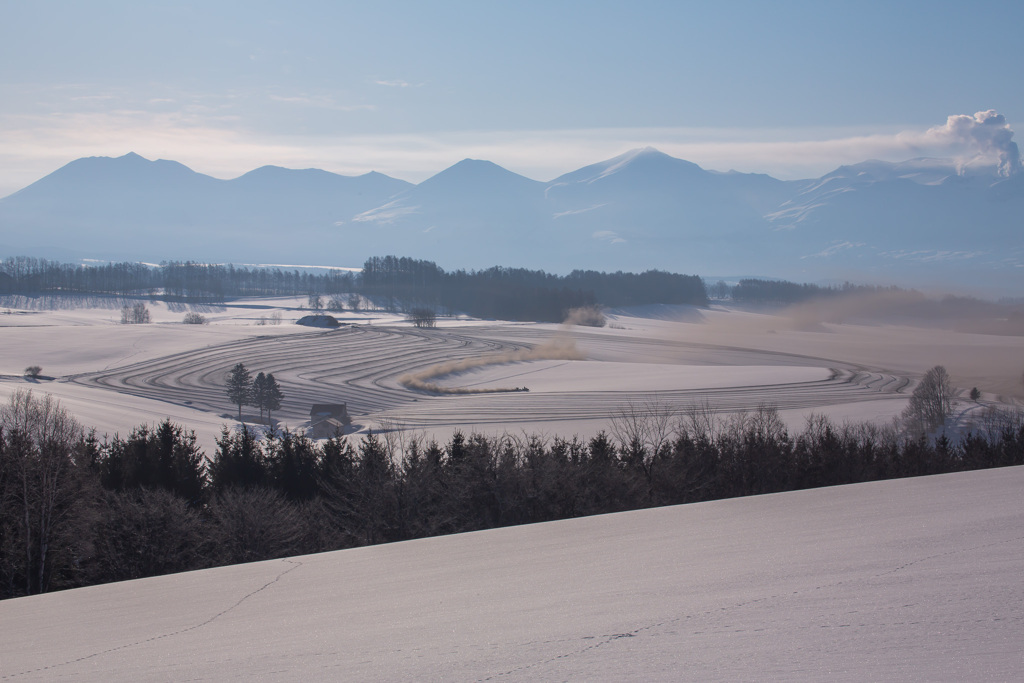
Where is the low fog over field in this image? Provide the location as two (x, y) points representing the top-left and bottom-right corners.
(2, 465), (1020, 681)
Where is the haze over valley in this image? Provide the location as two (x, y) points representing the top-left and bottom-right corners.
(3, 2), (1023, 680)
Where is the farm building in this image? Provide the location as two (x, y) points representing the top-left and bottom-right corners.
(309, 403), (351, 439)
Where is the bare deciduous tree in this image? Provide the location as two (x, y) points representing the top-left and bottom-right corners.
(0, 390), (89, 594)
(677, 399), (722, 444)
(408, 307), (437, 328)
(209, 488), (307, 564)
(90, 488), (208, 582)
(902, 365), (955, 434)
(120, 302), (150, 324)
(610, 397), (676, 473)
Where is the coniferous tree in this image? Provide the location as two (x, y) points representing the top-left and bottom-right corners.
(209, 426), (267, 493)
(347, 433), (398, 544)
(225, 363), (252, 422)
(98, 420), (206, 503)
(265, 373), (284, 428)
(318, 436), (363, 546)
(265, 430), (319, 501)
(251, 372), (269, 423)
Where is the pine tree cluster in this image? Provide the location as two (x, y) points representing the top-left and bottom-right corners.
(2, 391), (1022, 601)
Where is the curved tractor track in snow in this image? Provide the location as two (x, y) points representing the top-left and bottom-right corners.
(66, 324), (910, 432)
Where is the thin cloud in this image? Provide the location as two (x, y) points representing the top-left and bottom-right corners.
(802, 242), (866, 259)
(68, 94), (118, 102)
(267, 94), (375, 112)
(374, 79), (422, 88)
(592, 230), (626, 245)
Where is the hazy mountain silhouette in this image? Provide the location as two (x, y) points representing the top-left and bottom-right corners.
(1, 150), (1021, 290)
(0, 153), (411, 263)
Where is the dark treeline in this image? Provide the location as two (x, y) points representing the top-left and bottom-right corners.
(13, 255), (1009, 322)
(727, 278), (902, 304)
(2, 390), (1022, 600)
(361, 255), (707, 321)
(362, 257), (598, 322)
(0, 256), (356, 300)
(715, 277), (1021, 325)
(0, 255), (706, 323)
(565, 269), (709, 307)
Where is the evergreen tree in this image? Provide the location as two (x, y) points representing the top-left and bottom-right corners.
(265, 430), (319, 501)
(251, 372), (269, 423)
(97, 420), (206, 503)
(265, 373), (284, 428)
(225, 363), (252, 422)
(355, 433), (397, 544)
(209, 426), (267, 493)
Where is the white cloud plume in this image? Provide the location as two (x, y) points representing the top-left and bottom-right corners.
(912, 110), (1021, 176)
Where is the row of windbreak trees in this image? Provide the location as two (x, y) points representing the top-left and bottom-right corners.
(0, 257), (356, 300)
(359, 256), (708, 321)
(724, 278), (898, 304)
(2, 389), (1022, 600)
(715, 278), (984, 309)
(0, 255), (707, 322)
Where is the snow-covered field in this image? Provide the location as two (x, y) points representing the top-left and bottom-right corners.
(2, 296), (1023, 679)
(1, 296), (1022, 452)
(2, 465), (1021, 681)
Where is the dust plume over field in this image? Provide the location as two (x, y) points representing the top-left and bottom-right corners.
(398, 337), (585, 394)
(779, 289), (1024, 333)
(779, 291), (1024, 397)
(678, 290), (1024, 398)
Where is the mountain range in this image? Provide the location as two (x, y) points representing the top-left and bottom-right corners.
(2, 148), (1022, 292)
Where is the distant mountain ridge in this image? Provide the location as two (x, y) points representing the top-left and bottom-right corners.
(1, 149), (1021, 292)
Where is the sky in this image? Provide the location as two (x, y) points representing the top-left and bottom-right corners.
(2, 0), (1023, 196)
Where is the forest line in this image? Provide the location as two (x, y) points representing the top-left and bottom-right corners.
(2, 388), (1022, 601)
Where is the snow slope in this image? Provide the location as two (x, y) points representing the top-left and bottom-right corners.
(2, 466), (1021, 681)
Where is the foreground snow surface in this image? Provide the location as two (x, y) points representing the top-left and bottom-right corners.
(3, 467), (1022, 681)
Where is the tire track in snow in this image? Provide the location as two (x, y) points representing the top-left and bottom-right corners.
(65, 324), (911, 433)
(479, 534), (1024, 681)
(2, 559), (304, 680)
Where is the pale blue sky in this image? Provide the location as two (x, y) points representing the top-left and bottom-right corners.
(2, 0), (1022, 194)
